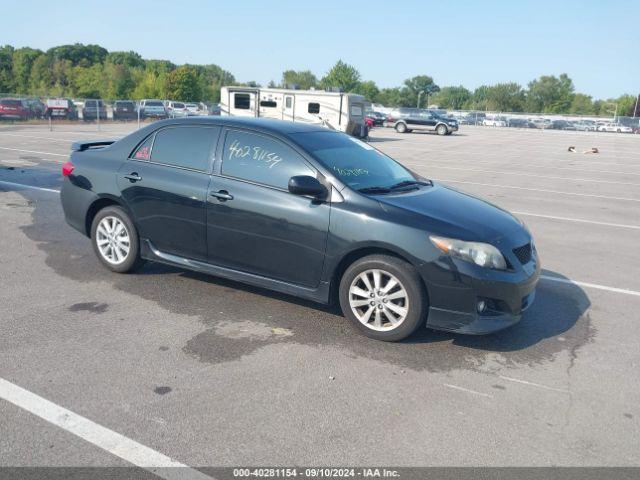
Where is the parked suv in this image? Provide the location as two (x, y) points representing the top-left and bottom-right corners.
(139, 99), (167, 119)
(82, 99), (107, 121)
(60, 117), (539, 342)
(385, 108), (458, 135)
(113, 100), (137, 121)
(166, 101), (189, 118)
(0, 98), (29, 120)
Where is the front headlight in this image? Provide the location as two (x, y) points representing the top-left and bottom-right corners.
(430, 235), (507, 270)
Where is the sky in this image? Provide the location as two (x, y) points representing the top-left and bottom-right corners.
(3, 0), (638, 99)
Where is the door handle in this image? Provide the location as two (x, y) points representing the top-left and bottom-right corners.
(124, 172), (142, 182)
(210, 190), (233, 201)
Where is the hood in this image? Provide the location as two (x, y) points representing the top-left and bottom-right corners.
(376, 183), (524, 243)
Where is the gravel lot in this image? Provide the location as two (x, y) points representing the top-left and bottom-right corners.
(0, 122), (639, 470)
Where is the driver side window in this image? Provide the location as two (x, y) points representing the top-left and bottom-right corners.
(221, 130), (315, 190)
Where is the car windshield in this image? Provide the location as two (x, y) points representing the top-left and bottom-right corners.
(146, 101), (163, 107)
(291, 131), (417, 191)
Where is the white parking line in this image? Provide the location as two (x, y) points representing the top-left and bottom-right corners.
(433, 178), (640, 203)
(512, 211), (640, 230)
(0, 180), (60, 193)
(425, 165), (640, 186)
(498, 376), (569, 394)
(0, 132), (76, 142)
(541, 275), (640, 297)
(443, 384), (493, 398)
(0, 146), (67, 157)
(0, 378), (214, 480)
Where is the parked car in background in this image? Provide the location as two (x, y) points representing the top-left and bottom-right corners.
(44, 98), (78, 120)
(385, 108), (458, 135)
(507, 118), (536, 128)
(597, 122), (633, 133)
(24, 98), (45, 119)
(482, 115), (507, 127)
(530, 118), (551, 129)
(459, 112), (485, 125)
(184, 103), (200, 116)
(139, 99), (167, 119)
(113, 100), (137, 121)
(82, 99), (107, 121)
(573, 119), (597, 131)
(60, 117), (539, 341)
(366, 111), (386, 126)
(550, 120), (577, 130)
(209, 103), (221, 115)
(166, 101), (189, 118)
(0, 98), (30, 120)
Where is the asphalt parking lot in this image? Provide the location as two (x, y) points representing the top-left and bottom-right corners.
(1, 122), (639, 471)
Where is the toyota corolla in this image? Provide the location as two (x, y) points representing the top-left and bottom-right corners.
(60, 117), (540, 341)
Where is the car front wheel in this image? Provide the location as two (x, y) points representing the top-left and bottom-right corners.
(436, 124), (448, 135)
(91, 206), (145, 273)
(339, 254), (427, 341)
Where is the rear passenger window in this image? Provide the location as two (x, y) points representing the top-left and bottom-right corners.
(234, 94), (251, 109)
(150, 126), (219, 171)
(308, 102), (320, 114)
(222, 130), (314, 189)
(131, 135), (154, 160)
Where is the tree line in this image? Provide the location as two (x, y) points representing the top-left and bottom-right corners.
(0, 43), (637, 116)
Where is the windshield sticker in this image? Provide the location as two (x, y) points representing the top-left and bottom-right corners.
(347, 137), (375, 150)
(333, 166), (369, 177)
(228, 139), (283, 169)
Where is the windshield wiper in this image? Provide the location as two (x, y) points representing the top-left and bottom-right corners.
(358, 186), (391, 194)
(388, 179), (433, 190)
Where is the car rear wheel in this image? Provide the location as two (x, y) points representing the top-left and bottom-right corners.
(91, 206), (145, 273)
(339, 255), (427, 341)
(436, 124), (448, 135)
(395, 122), (407, 133)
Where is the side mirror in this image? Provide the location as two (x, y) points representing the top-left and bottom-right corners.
(288, 175), (327, 199)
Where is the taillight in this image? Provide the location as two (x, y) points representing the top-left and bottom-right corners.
(62, 161), (75, 177)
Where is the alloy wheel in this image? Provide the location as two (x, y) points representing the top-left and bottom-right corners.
(96, 216), (130, 265)
(348, 269), (409, 331)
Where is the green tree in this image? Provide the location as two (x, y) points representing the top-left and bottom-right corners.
(47, 43), (107, 67)
(281, 70), (317, 89)
(320, 60), (361, 92)
(29, 55), (54, 95)
(614, 94), (638, 117)
(376, 87), (403, 107)
(0, 45), (15, 92)
(525, 74), (574, 113)
(12, 47), (43, 94)
(107, 51), (145, 69)
(569, 93), (594, 115)
(72, 64), (105, 98)
(485, 83), (525, 112)
(165, 65), (202, 101)
(355, 80), (379, 102)
(432, 86), (471, 110)
(401, 75), (439, 107)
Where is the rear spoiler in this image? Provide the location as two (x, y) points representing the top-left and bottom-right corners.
(71, 140), (116, 152)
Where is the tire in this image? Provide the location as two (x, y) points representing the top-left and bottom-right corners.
(436, 124), (448, 136)
(395, 122), (407, 133)
(90, 205), (145, 273)
(338, 254), (427, 341)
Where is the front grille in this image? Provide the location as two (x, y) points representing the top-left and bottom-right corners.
(513, 243), (532, 264)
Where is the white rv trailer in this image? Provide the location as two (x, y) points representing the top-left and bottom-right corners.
(220, 86), (368, 138)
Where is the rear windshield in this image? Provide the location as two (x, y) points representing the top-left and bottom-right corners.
(291, 131), (415, 190)
(116, 101), (134, 107)
(145, 101), (163, 107)
(1, 99), (23, 107)
(173, 102), (185, 108)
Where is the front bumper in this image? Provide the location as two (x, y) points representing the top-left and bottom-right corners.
(420, 252), (540, 335)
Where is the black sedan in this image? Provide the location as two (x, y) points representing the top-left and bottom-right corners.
(60, 117), (539, 341)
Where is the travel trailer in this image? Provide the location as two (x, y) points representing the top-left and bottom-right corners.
(220, 86), (368, 138)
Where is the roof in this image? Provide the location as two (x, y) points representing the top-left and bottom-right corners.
(150, 116), (331, 135)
